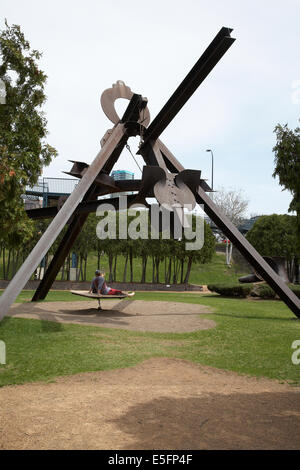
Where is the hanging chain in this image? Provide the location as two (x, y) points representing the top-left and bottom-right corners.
(125, 143), (142, 173)
(124, 101), (146, 174)
(139, 106), (145, 149)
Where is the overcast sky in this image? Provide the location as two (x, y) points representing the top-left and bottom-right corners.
(1, 0), (300, 217)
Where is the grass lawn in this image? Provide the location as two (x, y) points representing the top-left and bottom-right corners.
(0, 290), (299, 388)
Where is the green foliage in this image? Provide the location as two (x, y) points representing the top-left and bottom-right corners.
(207, 283), (253, 298)
(273, 124), (300, 213)
(246, 214), (298, 260)
(208, 281), (300, 300)
(251, 284), (276, 299)
(273, 123), (300, 254)
(289, 284), (300, 299)
(0, 21), (57, 245)
(92, 211), (216, 284)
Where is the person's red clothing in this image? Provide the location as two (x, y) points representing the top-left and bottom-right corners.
(108, 288), (123, 295)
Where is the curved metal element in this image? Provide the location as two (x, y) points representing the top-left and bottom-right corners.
(100, 80), (150, 126)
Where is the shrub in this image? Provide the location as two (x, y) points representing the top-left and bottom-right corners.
(207, 282), (300, 300)
(252, 283), (300, 299)
(289, 284), (300, 299)
(252, 284), (276, 299)
(207, 283), (253, 298)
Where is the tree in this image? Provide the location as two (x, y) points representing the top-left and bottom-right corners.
(212, 186), (249, 265)
(0, 20), (57, 245)
(273, 123), (300, 256)
(181, 217), (215, 284)
(246, 214), (298, 282)
(72, 215), (98, 281)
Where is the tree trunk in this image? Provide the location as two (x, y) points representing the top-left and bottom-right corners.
(172, 257), (176, 284)
(152, 257), (155, 283)
(129, 248), (133, 283)
(61, 258), (65, 280)
(84, 255), (87, 281)
(76, 254), (80, 281)
(294, 257), (299, 284)
(67, 254), (71, 281)
(173, 257), (180, 284)
(123, 253), (128, 282)
(97, 246), (101, 270)
(184, 257), (193, 284)
(6, 249), (11, 280)
(113, 255), (117, 282)
(15, 250), (20, 276)
(80, 256), (84, 281)
(155, 258), (160, 283)
(141, 256), (147, 283)
(108, 254), (114, 282)
(167, 257), (172, 284)
(2, 247), (5, 280)
(180, 259), (184, 284)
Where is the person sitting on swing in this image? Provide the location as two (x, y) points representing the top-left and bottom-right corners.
(89, 270), (134, 297)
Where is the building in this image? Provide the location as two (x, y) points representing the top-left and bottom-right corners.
(110, 170), (134, 198)
(111, 170), (134, 181)
(23, 177), (78, 208)
(238, 216), (261, 235)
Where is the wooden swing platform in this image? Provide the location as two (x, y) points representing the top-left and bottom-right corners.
(70, 290), (131, 310)
(70, 290), (127, 299)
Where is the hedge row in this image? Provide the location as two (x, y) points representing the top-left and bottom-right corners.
(207, 283), (253, 298)
(207, 283), (300, 299)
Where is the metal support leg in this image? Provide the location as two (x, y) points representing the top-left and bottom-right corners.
(98, 298), (102, 311)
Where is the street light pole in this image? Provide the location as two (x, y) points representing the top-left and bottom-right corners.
(206, 149), (214, 191)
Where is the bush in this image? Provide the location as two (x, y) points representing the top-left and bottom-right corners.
(207, 283), (253, 298)
(289, 284), (300, 299)
(252, 283), (300, 299)
(252, 284), (276, 299)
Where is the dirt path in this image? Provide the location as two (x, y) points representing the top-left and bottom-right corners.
(0, 357), (299, 450)
(8, 299), (215, 333)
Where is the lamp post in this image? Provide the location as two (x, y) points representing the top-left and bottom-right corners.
(206, 149), (214, 191)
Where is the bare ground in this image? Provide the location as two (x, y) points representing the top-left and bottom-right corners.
(0, 358), (299, 450)
(8, 299), (215, 333)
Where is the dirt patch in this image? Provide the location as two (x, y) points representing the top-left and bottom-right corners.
(0, 357), (299, 450)
(8, 300), (215, 333)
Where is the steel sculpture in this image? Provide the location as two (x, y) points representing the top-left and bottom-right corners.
(0, 27), (299, 319)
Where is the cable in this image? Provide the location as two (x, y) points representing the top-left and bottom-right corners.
(125, 143), (142, 173)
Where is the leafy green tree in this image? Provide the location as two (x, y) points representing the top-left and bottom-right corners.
(246, 214), (298, 281)
(273, 124), (300, 255)
(0, 20), (57, 245)
(182, 217), (215, 284)
(72, 215), (98, 281)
